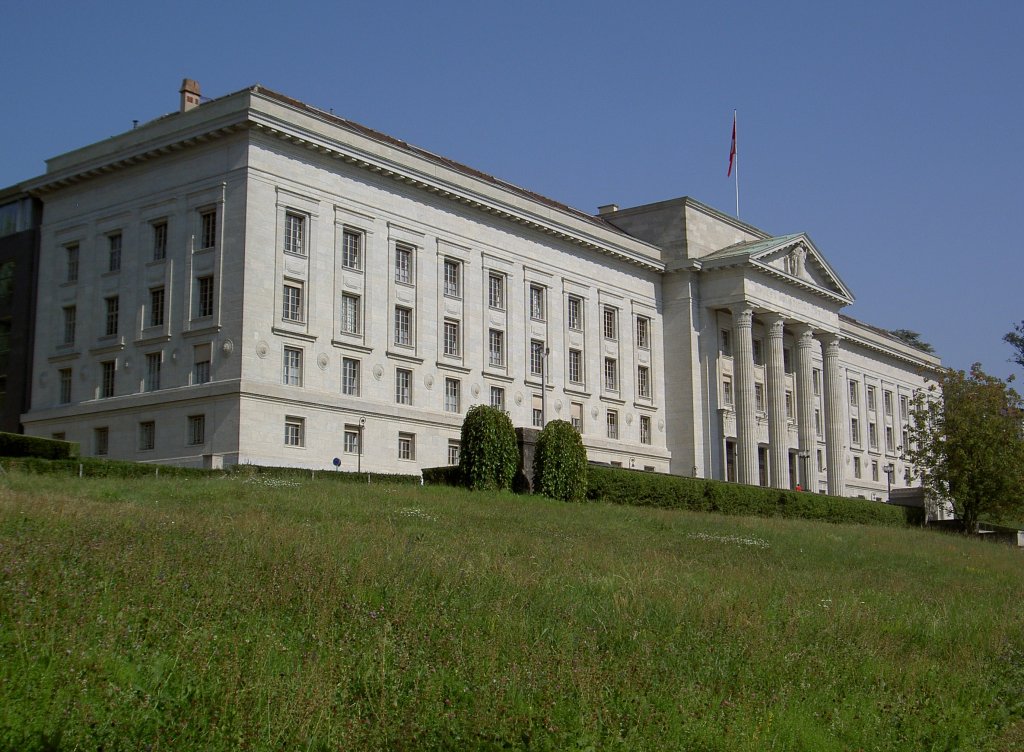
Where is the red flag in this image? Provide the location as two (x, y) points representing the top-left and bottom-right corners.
(727, 113), (736, 177)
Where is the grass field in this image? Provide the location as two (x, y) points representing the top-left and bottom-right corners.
(1, 470), (1022, 751)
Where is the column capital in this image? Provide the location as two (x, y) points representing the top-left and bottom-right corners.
(764, 314), (785, 339)
(731, 306), (754, 328)
(819, 331), (842, 354)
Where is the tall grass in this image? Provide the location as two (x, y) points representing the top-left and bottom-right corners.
(1, 471), (1022, 750)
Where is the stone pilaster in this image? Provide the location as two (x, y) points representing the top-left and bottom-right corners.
(821, 332), (846, 497)
(732, 306), (759, 485)
(793, 323), (818, 491)
(764, 314), (789, 489)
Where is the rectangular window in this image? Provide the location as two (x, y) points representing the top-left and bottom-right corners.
(152, 221), (167, 261)
(394, 243), (413, 284)
(65, 244), (79, 282)
(571, 402), (583, 433)
(603, 306), (617, 340)
(342, 357), (360, 396)
(866, 385), (877, 412)
(568, 348), (583, 384)
(344, 426), (360, 454)
(342, 229), (362, 270)
(752, 339), (764, 366)
(636, 316), (650, 349)
(606, 410), (619, 439)
(59, 368), (72, 404)
(529, 284), (545, 320)
(139, 421), (155, 451)
(815, 408), (822, 436)
(720, 329), (732, 357)
(532, 394), (543, 427)
(567, 295), (583, 331)
(817, 449), (824, 472)
(530, 340), (544, 378)
(872, 461), (879, 481)
(444, 377), (461, 413)
(900, 395), (909, 421)
(193, 344), (211, 384)
(62, 305), (76, 346)
(443, 258), (460, 297)
(283, 346), (303, 386)
(885, 426), (895, 452)
(188, 415), (205, 445)
(488, 329), (504, 367)
(200, 208), (217, 250)
(145, 352), (162, 392)
(104, 296), (119, 337)
(883, 390), (894, 416)
(395, 368), (412, 405)
(640, 415), (652, 445)
(284, 416), (304, 447)
(282, 282), (304, 322)
(849, 379), (859, 406)
(283, 212), (306, 255)
(447, 440), (460, 466)
(869, 422), (878, 449)
(754, 382), (765, 412)
(490, 386), (505, 411)
(341, 293), (360, 334)
(95, 427), (109, 456)
(398, 432), (415, 461)
(813, 368), (821, 396)
(854, 456), (862, 479)
(851, 417), (861, 444)
(108, 233), (122, 272)
(394, 306), (412, 346)
(197, 276), (214, 317)
(637, 365), (651, 399)
(443, 320), (460, 357)
(785, 390), (794, 419)
(783, 347), (793, 374)
(488, 272), (504, 310)
(722, 375), (733, 407)
(604, 357), (618, 392)
(902, 427), (909, 453)
(149, 287), (165, 328)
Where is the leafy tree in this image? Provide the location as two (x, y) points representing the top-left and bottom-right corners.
(905, 364), (1024, 532)
(533, 420), (588, 502)
(1005, 321), (1024, 369)
(888, 329), (935, 354)
(458, 404), (518, 491)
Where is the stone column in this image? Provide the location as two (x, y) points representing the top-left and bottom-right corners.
(764, 314), (789, 489)
(821, 332), (846, 497)
(793, 323), (818, 491)
(732, 306), (759, 485)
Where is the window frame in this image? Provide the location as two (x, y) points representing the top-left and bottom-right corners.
(104, 296), (119, 337)
(568, 348), (583, 385)
(567, 295), (583, 331)
(138, 421), (156, 452)
(283, 211), (306, 256)
(65, 243), (79, 283)
(603, 306), (618, 340)
(149, 287), (165, 328)
(395, 368), (412, 405)
(488, 272), (505, 310)
(282, 281), (304, 323)
(284, 416), (305, 447)
(398, 432), (416, 461)
(603, 357), (618, 392)
(444, 377), (461, 413)
(340, 292), (361, 335)
(606, 409), (619, 440)
(107, 232), (122, 273)
(636, 316), (650, 349)
(394, 243), (413, 285)
(394, 306), (412, 347)
(529, 284), (545, 321)
(443, 257), (461, 298)
(197, 276), (214, 318)
(145, 352), (162, 392)
(637, 365), (651, 399)
(488, 329), (504, 368)
(443, 319), (461, 358)
(199, 207), (217, 251)
(188, 414), (206, 446)
(283, 346), (303, 387)
(341, 357), (360, 396)
(152, 220), (168, 262)
(342, 228), (362, 271)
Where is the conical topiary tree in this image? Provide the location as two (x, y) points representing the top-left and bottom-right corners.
(459, 404), (518, 491)
(533, 419), (588, 501)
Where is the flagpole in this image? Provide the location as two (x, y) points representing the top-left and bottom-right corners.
(733, 109), (740, 217)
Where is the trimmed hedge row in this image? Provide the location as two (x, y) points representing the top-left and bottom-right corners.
(422, 466), (462, 486)
(229, 464), (421, 485)
(0, 432), (79, 460)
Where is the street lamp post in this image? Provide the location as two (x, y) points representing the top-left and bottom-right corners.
(797, 450), (811, 490)
(885, 463), (895, 501)
(358, 417), (366, 474)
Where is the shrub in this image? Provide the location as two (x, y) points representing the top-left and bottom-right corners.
(422, 466), (462, 486)
(459, 405), (518, 491)
(533, 420), (587, 501)
(0, 432), (79, 460)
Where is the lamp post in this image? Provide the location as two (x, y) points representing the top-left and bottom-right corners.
(358, 417), (366, 474)
(797, 450), (811, 490)
(885, 463), (895, 501)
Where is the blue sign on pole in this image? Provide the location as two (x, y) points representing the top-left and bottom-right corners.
(332, 457), (341, 467)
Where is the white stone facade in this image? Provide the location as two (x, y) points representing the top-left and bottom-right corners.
(21, 85), (938, 498)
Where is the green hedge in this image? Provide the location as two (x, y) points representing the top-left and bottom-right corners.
(422, 466), (462, 486)
(586, 465), (911, 526)
(0, 432), (79, 460)
(227, 464), (421, 485)
(533, 420), (588, 501)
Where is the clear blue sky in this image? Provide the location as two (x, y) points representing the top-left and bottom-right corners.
(3, 1), (1021, 380)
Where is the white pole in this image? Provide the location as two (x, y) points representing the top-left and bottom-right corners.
(733, 109), (740, 218)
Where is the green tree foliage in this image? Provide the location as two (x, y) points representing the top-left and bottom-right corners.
(458, 404), (518, 491)
(533, 420), (588, 502)
(906, 364), (1024, 532)
(888, 329), (935, 354)
(1005, 321), (1024, 369)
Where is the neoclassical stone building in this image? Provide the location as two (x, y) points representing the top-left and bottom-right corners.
(20, 82), (939, 499)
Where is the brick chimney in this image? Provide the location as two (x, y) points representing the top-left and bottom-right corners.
(180, 79), (201, 112)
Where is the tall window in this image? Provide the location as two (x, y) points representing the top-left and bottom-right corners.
(101, 360), (116, 398)
(568, 348), (583, 384)
(813, 369), (821, 395)
(752, 339), (764, 366)
(637, 365), (651, 399)
(603, 306), (617, 340)
(604, 357), (618, 392)
(283, 212), (306, 255)
(342, 357), (360, 396)
(866, 385), (877, 412)
(199, 208), (217, 250)
(530, 340), (544, 378)
(152, 221), (167, 261)
(443, 258), (460, 297)
(783, 348), (793, 373)
(567, 295), (583, 331)
(62, 306), (76, 346)
(188, 415), (205, 445)
(447, 440), (460, 466)
(145, 352), (161, 392)
(640, 415), (652, 445)
(65, 244), (79, 282)
(720, 329), (732, 357)
(193, 344), (211, 384)
(571, 402), (583, 433)
(341, 293), (360, 334)
(394, 306), (412, 346)
(785, 390), (794, 419)
(488, 273), (504, 309)
(532, 394), (543, 427)
(94, 427), (109, 456)
(394, 243), (413, 284)
(283, 346), (303, 386)
(606, 410), (619, 439)
(490, 386), (505, 411)
(344, 426), (360, 454)
(107, 233), (122, 272)
(149, 287), (165, 328)
(849, 379), (859, 406)
(815, 408), (822, 436)
(488, 329), (504, 367)
(723, 375), (734, 406)
(395, 368), (411, 405)
(197, 276), (214, 317)
(853, 456), (862, 479)
(59, 368), (72, 404)
(850, 417), (861, 444)
(869, 422), (879, 448)
(529, 284), (545, 320)
(342, 229), (362, 270)
(754, 382), (765, 412)
(636, 316), (650, 349)
(282, 282), (303, 322)
(284, 416), (304, 447)
(138, 421), (156, 451)
(104, 296), (119, 337)
(443, 320), (460, 357)
(398, 432), (415, 460)
(900, 395), (909, 421)
(883, 390), (894, 416)
(885, 426), (895, 452)
(444, 377), (460, 413)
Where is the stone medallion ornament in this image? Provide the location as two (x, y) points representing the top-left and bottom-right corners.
(591, 406), (600, 420)
(658, 419), (665, 432)
(373, 364), (384, 381)
(471, 383), (480, 398)
(424, 374), (434, 390)
(554, 399), (562, 413)
(317, 353), (329, 371)
(625, 414), (633, 426)
(222, 339), (234, 356)
(514, 392), (523, 406)
(256, 341), (269, 359)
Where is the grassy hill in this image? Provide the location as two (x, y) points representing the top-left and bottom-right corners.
(1, 470), (1022, 750)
